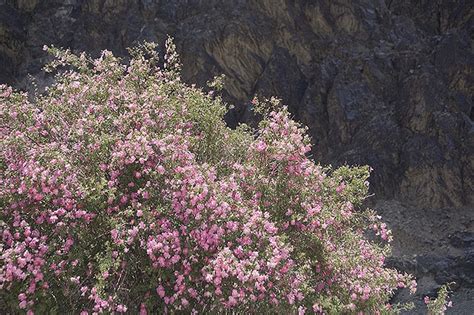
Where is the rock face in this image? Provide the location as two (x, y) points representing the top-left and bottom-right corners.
(1, 0), (473, 311)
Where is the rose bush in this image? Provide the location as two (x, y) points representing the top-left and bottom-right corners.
(1, 40), (416, 314)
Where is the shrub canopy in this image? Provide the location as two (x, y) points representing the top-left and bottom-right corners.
(0, 41), (414, 314)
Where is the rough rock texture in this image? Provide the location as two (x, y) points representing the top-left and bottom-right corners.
(1, 0), (473, 312)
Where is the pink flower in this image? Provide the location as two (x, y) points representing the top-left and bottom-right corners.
(156, 285), (165, 298)
(255, 141), (267, 152)
(140, 303), (147, 315)
(336, 182), (345, 193)
(313, 304), (322, 313)
(409, 280), (417, 294)
(157, 165), (165, 174)
(181, 298), (189, 307)
(120, 195), (128, 204)
(116, 304), (127, 313)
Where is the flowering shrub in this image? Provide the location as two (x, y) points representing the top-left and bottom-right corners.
(1, 40), (416, 314)
(424, 283), (454, 314)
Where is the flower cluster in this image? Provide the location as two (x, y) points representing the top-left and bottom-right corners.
(1, 41), (414, 314)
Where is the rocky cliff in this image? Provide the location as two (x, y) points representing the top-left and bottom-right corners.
(1, 0), (473, 312)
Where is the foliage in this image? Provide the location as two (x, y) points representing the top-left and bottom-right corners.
(1, 41), (416, 314)
(424, 283), (454, 315)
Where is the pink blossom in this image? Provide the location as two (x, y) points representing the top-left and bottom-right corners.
(255, 141), (267, 152)
(0, 42), (414, 314)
